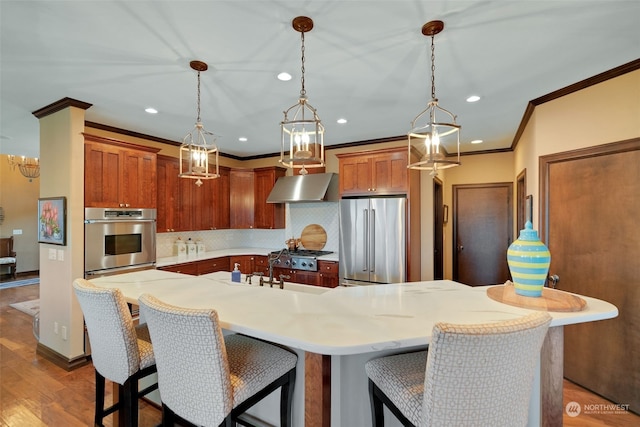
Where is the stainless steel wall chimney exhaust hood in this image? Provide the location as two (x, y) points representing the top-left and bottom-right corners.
(267, 173), (339, 203)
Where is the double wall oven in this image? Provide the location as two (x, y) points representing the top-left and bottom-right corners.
(84, 207), (157, 278)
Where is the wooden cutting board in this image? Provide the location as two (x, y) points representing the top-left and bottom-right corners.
(300, 224), (327, 250)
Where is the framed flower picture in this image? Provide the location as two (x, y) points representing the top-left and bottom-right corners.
(38, 197), (66, 245)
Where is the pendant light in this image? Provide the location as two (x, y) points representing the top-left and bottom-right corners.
(280, 16), (325, 175)
(179, 60), (220, 186)
(407, 20), (460, 177)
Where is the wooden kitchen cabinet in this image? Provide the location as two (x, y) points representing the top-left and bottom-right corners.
(157, 261), (199, 275)
(84, 135), (159, 208)
(317, 260), (339, 288)
(337, 147), (408, 196)
(292, 270), (317, 286)
(212, 167), (230, 229)
(230, 167), (285, 229)
(156, 155), (195, 232)
(229, 169), (255, 229)
(254, 255), (270, 276)
(229, 255), (255, 274)
(197, 257), (230, 275)
(157, 156), (230, 232)
(254, 166), (286, 229)
(192, 166), (231, 230)
(157, 256), (230, 276)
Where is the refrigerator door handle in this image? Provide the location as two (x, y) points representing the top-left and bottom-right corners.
(363, 209), (369, 271)
(370, 208), (375, 272)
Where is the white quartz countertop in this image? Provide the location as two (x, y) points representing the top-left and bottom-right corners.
(91, 269), (618, 355)
(156, 247), (339, 267)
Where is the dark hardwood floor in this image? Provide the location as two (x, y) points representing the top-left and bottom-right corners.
(1, 278), (638, 426)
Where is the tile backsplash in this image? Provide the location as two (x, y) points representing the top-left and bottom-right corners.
(156, 201), (340, 258)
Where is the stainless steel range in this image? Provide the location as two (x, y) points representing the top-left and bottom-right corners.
(269, 249), (334, 272)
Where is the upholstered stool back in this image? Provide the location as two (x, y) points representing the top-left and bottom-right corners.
(366, 311), (551, 427)
(73, 278), (147, 384)
(139, 293), (298, 427)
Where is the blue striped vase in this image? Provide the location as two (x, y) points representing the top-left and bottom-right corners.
(507, 221), (551, 297)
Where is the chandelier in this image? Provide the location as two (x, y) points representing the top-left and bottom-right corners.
(7, 155), (40, 180)
(179, 60), (220, 186)
(280, 16), (325, 175)
(407, 20), (460, 177)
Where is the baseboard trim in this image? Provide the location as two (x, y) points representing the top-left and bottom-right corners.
(36, 342), (90, 371)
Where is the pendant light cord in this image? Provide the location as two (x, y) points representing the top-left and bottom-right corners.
(196, 70), (202, 123)
(300, 31), (306, 97)
(430, 33), (436, 101)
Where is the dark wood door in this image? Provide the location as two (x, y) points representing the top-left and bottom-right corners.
(541, 139), (640, 412)
(453, 183), (512, 286)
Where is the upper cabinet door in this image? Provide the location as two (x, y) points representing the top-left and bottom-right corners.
(254, 167), (286, 229)
(84, 135), (158, 208)
(337, 147), (408, 196)
(229, 169), (255, 229)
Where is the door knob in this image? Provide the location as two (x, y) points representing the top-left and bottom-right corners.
(457, 245), (464, 252)
(547, 274), (560, 289)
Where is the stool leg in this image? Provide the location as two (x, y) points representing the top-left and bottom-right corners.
(120, 377), (138, 427)
(280, 369), (296, 427)
(95, 370), (106, 427)
(368, 379), (385, 427)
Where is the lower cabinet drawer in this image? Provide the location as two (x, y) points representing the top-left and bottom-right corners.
(158, 262), (198, 275)
(197, 257), (230, 275)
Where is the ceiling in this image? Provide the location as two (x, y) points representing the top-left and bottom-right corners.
(1, 1), (638, 160)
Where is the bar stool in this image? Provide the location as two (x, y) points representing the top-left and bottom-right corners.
(138, 293), (298, 427)
(365, 311), (551, 426)
(73, 279), (158, 427)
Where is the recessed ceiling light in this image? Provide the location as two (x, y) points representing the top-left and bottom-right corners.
(471, 139), (483, 144)
(337, 118), (347, 124)
(238, 137), (248, 142)
(466, 95), (481, 103)
(277, 72), (292, 81)
(145, 107), (158, 114)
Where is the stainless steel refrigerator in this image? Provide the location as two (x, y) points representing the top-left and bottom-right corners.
(339, 196), (406, 285)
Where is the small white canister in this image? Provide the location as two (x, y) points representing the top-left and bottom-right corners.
(173, 238), (187, 257)
(196, 240), (206, 254)
(186, 238), (196, 256)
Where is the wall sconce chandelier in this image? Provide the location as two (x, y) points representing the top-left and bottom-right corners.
(280, 16), (325, 175)
(179, 60), (219, 186)
(7, 155), (40, 180)
(407, 20), (460, 177)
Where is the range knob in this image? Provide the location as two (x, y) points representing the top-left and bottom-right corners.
(274, 259), (281, 265)
(301, 261), (307, 267)
(285, 260), (291, 266)
(308, 262), (315, 268)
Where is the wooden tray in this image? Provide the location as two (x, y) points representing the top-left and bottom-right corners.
(486, 281), (587, 312)
(300, 224), (327, 250)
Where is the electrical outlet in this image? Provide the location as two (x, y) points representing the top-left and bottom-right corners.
(12, 229), (23, 235)
(48, 248), (57, 260)
(57, 249), (64, 261)
(54, 322), (59, 334)
(61, 326), (67, 340)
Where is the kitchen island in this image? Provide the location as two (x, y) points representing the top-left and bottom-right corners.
(90, 269), (617, 427)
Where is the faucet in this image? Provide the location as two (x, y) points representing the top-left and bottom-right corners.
(264, 248), (289, 289)
(246, 272), (265, 285)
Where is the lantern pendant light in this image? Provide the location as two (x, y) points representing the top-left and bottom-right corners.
(407, 20), (460, 177)
(179, 60), (220, 186)
(280, 16), (325, 175)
